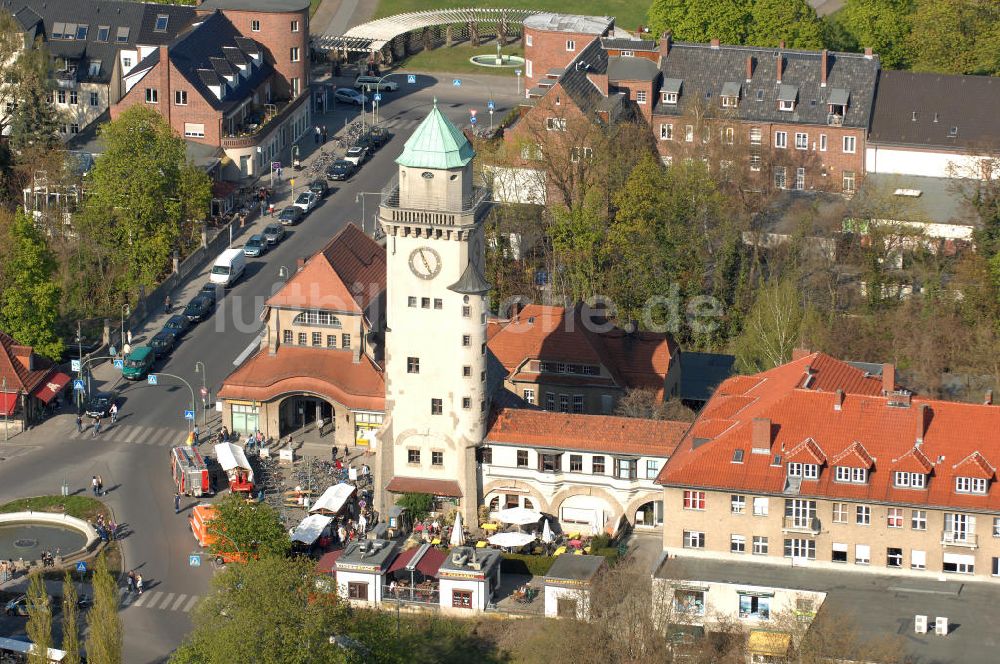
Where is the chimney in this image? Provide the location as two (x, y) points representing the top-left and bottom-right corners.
(776, 54), (783, 84)
(746, 56), (754, 82)
(658, 31), (672, 60)
(864, 47), (873, 59)
(791, 347), (811, 361)
(882, 363), (895, 394)
(296, 256), (307, 270)
(915, 403), (929, 446)
(710, 38), (720, 49)
(834, 389), (844, 411)
(986, 389), (994, 406)
(820, 49), (828, 88)
(752, 417), (772, 450)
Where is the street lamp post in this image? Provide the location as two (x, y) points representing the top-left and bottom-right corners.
(370, 74), (395, 126)
(75, 322), (83, 409)
(152, 372), (197, 432)
(355, 192), (382, 235)
(120, 303), (130, 354)
(194, 362), (207, 428)
(2, 376), (8, 442)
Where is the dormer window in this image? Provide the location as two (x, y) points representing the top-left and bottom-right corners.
(779, 99), (794, 111)
(662, 78), (682, 105)
(787, 463), (818, 480)
(720, 82), (740, 108)
(955, 477), (988, 494)
(835, 466), (867, 484)
(893, 471), (926, 489)
(778, 84), (798, 112)
(721, 95), (738, 108)
(663, 92), (677, 104)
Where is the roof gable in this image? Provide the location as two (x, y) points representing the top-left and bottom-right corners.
(952, 451), (995, 480)
(891, 446), (933, 474)
(831, 440), (874, 469)
(785, 437), (826, 465)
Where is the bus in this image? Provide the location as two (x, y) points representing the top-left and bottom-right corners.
(0, 636), (67, 662)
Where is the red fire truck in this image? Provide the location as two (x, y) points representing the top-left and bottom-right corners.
(170, 446), (210, 497)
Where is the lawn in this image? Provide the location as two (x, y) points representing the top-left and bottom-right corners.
(0, 495), (109, 522)
(373, 0), (650, 36)
(396, 43), (524, 75)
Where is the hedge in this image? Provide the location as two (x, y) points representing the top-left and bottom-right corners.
(500, 553), (555, 577)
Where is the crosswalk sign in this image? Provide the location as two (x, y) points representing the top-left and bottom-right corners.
(452, 79), (462, 87)
(147, 374), (158, 385)
(189, 554), (201, 567)
(184, 410), (195, 420)
(488, 100), (495, 110)
(373, 93), (382, 102)
(113, 359), (124, 369)
(407, 74), (416, 84)
(73, 379), (85, 391)
(76, 561), (87, 573)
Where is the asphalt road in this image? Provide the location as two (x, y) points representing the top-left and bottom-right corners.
(0, 72), (520, 663)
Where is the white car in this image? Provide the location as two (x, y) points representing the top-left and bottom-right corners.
(292, 192), (318, 213)
(354, 75), (398, 92)
(333, 88), (366, 106)
(343, 146), (369, 166)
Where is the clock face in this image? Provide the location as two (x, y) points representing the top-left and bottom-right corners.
(408, 247), (442, 280)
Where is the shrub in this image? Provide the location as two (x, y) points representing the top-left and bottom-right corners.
(500, 554), (555, 577)
(395, 493), (434, 523)
(590, 534), (612, 550)
(592, 547), (620, 566)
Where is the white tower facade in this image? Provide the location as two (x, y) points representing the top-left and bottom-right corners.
(375, 102), (491, 524)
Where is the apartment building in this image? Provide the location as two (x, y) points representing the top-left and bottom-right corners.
(521, 13), (613, 93)
(657, 351), (1000, 582)
(482, 407), (687, 532)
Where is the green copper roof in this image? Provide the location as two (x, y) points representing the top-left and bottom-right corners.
(395, 100), (475, 170)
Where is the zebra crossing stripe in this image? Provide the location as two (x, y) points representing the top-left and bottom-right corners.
(154, 428), (181, 446)
(131, 426), (153, 442)
(170, 594), (188, 611)
(182, 595), (199, 613)
(158, 592), (176, 610)
(131, 590), (157, 608)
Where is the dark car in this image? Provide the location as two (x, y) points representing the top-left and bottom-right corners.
(4, 594), (47, 617)
(198, 283), (220, 305)
(243, 234), (268, 257)
(278, 206), (303, 226)
(148, 330), (177, 356)
(183, 295), (214, 322)
(84, 394), (115, 419)
(358, 127), (390, 152)
(262, 223), (285, 245)
(163, 314), (191, 337)
(325, 160), (356, 181)
(308, 179), (329, 198)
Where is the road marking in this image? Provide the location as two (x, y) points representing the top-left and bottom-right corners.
(182, 595), (199, 613)
(170, 594), (188, 611)
(131, 590), (156, 608)
(158, 592), (176, 610)
(155, 429), (181, 446)
(131, 425), (153, 442)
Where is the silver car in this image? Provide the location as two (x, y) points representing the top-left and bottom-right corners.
(333, 88), (366, 106)
(292, 192), (318, 213)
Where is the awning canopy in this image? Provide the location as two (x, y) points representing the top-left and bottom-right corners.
(310, 483), (356, 514)
(291, 514), (333, 545)
(387, 543), (446, 577)
(385, 476), (462, 497)
(0, 392), (17, 417)
(214, 442), (254, 483)
(32, 372), (70, 404)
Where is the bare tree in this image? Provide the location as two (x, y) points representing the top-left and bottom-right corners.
(615, 388), (696, 422)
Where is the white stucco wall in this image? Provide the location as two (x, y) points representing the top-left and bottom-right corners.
(866, 145), (996, 179)
(336, 570), (383, 606)
(544, 585), (590, 619)
(658, 577), (826, 628)
(439, 576), (490, 613)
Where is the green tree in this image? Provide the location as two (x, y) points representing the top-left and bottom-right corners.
(61, 573), (82, 664)
(548, 187), (611, 304)
(908, 0), (1000, 75)
(171, 556), (353, 664)
(734, 277), (806, 372)
(8, 47), (63, 157)
(840, 0), (915, 68)
(747, 0), (825, 49)
(78, 105), (211, 300)
(84, 553), (122, 664)
(647, 0), (750, 44)
(25, 572), (52, 664)
(395, 492), (434, 523)
(0, 209), (63, 359)
(208, 494), (290, 561)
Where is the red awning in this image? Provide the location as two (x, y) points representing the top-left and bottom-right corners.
(0, 392), (17, 417)
(316, 549), (344, 575)
(387, 546), (447, 577)
(385, 476), (463, 498)
(32, 372), (71, 404)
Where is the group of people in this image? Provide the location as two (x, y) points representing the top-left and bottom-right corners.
(314, 124), (329, 145)
(90, 475), (105, 496)
(125, 569), (144, 595)
(0, 559), (20, 582)
(77, 403), (118, 438)
(94, 514), (117, 543)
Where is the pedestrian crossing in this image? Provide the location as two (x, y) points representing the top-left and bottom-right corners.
(119, 588), (200, 613)
(69, 422), (189, 447)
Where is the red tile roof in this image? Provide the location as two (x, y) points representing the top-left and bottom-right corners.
(219, 346), (385, 411)
(487, 407), (689, 457)
(785, 438), (827, 465)
(0, 331), (53, 394)
(385, 477), (463, 497)
(658, 353), (1000, 511)
(387, 545), (447, 577)
(267, 225), (386, 314)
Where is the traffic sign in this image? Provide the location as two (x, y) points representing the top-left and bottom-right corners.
(470, 109), (477, 117)
(113, 359), (124, 369)
(470, 116), (477, 125)
(73, 379), (85, 392)
(76, 561), (87, 573)
(271, 161), (281, 170)
(452, 79), (462, 87)
(189, 554), (201, 567)
(199, 386), (209, 398)
(515, 69), (522, 76)
(147, 374), (158, 385)
(487, 100), (495, 110)
(184, 410), (195, 420)
(71, 359), (81, 372)
(373, 93), (382, 102)
(407, 74), (416, 84)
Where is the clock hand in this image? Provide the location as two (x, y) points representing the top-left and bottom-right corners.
(420, 250), (431, 273)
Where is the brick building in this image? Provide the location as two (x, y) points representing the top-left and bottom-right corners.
(521, 13), (612, 94)
(111, 0), (312, 180)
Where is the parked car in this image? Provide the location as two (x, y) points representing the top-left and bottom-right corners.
(262, 223), (286, 245)
(183, 295), (214, 322)
(4, 594), (47, 617)
(308, 179), (329, 198)
(163, 314), (191, 337)
(364, 126), (391, 149)
(243, 234), (268, 257)
(354, 75), (398, 92)
(343, 146), (369, 166)
(148, 330), (177, 356)
(325, 160), (356, 181)
(333, 88), (366, 106)
(198, 283), (221, 305)
(278, 206), (303, 226)
(84, 394), (116, 419)
(292, 192), (318, 213)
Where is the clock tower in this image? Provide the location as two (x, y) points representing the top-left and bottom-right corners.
(375, 101), (491, 525)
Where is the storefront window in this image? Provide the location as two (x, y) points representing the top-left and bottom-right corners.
(674, 589), (705, 615)
(231, 403), (259, 434)
(739, 594), (771, 620)
(452, 589), (472, 608)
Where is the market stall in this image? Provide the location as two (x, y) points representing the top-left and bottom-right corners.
(310, 483), (356, 516)
(214, 442), (254, 493)
(291, 514), (333, 548)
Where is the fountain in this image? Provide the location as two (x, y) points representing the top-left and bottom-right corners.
(0, 512), (98, 564)
(469, 42), (525, 69)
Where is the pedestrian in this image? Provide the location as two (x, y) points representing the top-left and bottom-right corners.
(76, 415), (83, 433)
(193, 425), (200, 445)
(91, 476), (98, 496)
(108, 520), (117, 540)
(109, 402), (118, 424)
(331, 445), (338, 462)
(314, 125), (321, 144)
(164, 295), (172, 314)
(126, 330), (132, 346)
(96, 475), (104, 496)
(126, 570), (135, 593)
(136, 574), (143, 595)
(322, 126), (328, 144)
(174, 492), (181, 514)
(93, 417), (101, 437)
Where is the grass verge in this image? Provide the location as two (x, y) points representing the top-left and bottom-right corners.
(0, 496), (109, 522)
(396, 43), (524, 76)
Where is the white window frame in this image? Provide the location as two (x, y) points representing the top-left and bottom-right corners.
(684, 125), (694, 142)
(723, 126), (734, 144)
(752, 536), (768, 555)
(731, 495), (746, 514)
(835, 466), (868, 484)
(749, 127), (762, 145)
(183, 123), (205, 138)
(832, 503), (847, 523)
(660, 123), (673, 140)
(145, 88), (158, 104)
(956, 476), (987, 494)
(290, 47), (300, 63)
(795, 132), (808, 149)
(565, 40), (575, 52)
(749, 153), (762, 172)
(752, 497), (768, 516)
(721, 95), (737, 108)
(251, 19), (261, 32)
(887, 507), (903, 528)
(636, 90), (647, 104)
(774, 167), (786, 189)
(522, 388), (534, 405)
(683, 530), (705, 549)
(856, 505), (871, 525)
(855, 544), (870, 565)
(291, 19), (299, 32)
(525, 34), (532, 47)
(843, 135), (856, 153)
(174, 90), (187, 106)
(911, 510), (927, 530)
(663, 91), (678, 105)
(730, 534), (746, 553)
(795, 167), (805, 190)
(843, 170), (856, 193)
(779, 99), (795, 112)
(819, 134), (827, 151)
(911, 550), (927, 570)
(894, 471), (926, 488)
(774, 131), (787, 148)
(683, 490), (706, 511)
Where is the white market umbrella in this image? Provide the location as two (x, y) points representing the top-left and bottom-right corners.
(495, 506), (542, 526)
(541, 518), (554, 544)
(450, 512), (464, 548)
(488, 531), (536, 549)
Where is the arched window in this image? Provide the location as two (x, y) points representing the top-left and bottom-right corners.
(293, 310), (342, 328)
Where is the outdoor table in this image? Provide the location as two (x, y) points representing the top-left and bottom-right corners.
(431, 538), (441, 545)
(476, 540), (488, 548)
(482, 523), (499, 532)
(569, 539), (582, 548)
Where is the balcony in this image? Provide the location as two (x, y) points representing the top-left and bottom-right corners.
(379, 180), (490, 227)
(827, 113), (844, 127)
(941, 531), (978, 548)
(56, 68), (78, 89)
(782, 516), (821, 535)
(220, 98), (294, 149)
